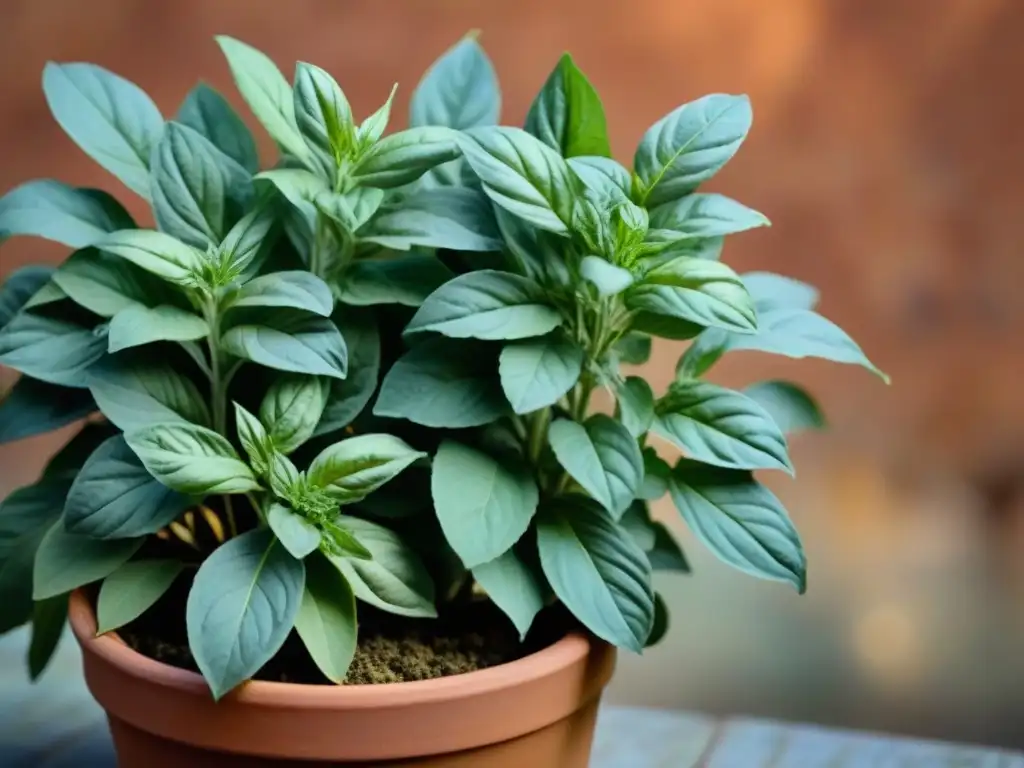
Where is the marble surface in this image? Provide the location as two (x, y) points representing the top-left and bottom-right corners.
(2, 626), (1021, 767)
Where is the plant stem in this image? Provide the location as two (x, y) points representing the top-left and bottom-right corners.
(204, 296), (239, 539)
(527, 409), (550, 467)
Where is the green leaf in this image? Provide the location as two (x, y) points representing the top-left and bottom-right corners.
(648, 521), (690, 572)
(742, 271), (819, 312)
(646, 593), (669, 647)
(548, 416), (643, 517)
(669, 461), (805, 591)
(374, 337), (506, 428)
(233, 402), (274, 476)
(615, 376), (655, 437)
(295, 551), (357, 683)
(33, 522), (142, 600)
(0, 377), (93, 444)
(647, 193), (769, 241)
(472, 549), (545, 639)
(431, 440), (538, 568)
(357, 84), (398, 146)
(626, 256), (756, 333)
(498, 332), (583, 414)
(293, 62), (353, 175)
(619, 501), (657, 551)
(177, 83), (259, 173)
(675, 328), (727, 379)
(492, 207), (570, 287)
(338, 255), (454, 308)
(328, 517), (436, 618)
(743, 380), (825, 435)
(97, 559), (183, 634)
(0, 480), (69, 633)
(458, 126), (579, 233)
(187, 528), (305, 699)
(151, 122), (252, 249)
(42, 62), (163, 199)
(411, 34), (500, 129)
(125, 422), (260, 494)
(351, 126), (461, 189)
(567, 156), (631, 206)
(254, 169), (327, 214)
(28, 593), (68, 680)
(88, 358), (210, 431)
(314, 309), (379, 436)
(229, 271), (333, 317)
(260, 374), (328, 454)
(654, 380), (793, 473)
(614, 332), (652, 365)
(0, 266), (55, 328)
(406, 269), (561, 340)
(268, 503), (322, 559)
(96, 229), (205, 285)
(215, 36), (310, 164)
(525, 54), (611, 159)
(322, 519), (373, 560)
(0, 181), (134, 249)
(308, 434), (424, 502)
(221, 312), (348, 380)
(580, 255), (634, 296)
(107, 304), (209, 353)
(633, 94), (752, 207)
(220, 202), (279, 278)
(0, 314), (107, 388)
(639, 447), (672, 501)
(52, 248), (174, 318)
(361, 188), (501, 252)
(315, 187), (384, 233)
(268, 452), (301, 499)
(63, 435), (191, 538)
(537, 500), (654, 652)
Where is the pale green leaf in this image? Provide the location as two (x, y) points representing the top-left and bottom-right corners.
(261, 374), (328, 454)
(0, 314), (107, 388)
(472, 549), (545, 639)
(567, 156), (631, 206)
(360, 188), (501, 252)
(295, 551), (357, 682)
(743, 380), (825, 435)
(52, 247), (175, 317)
(0, 181), (134, 249)
(221, 312), (348, 379)
(411, 34), (500, 129)
(338, 255), (454, 308)
(498, 331), (583, 414)
(741, 271), (819, 312)
(647, 193), (769, 241)
(315, 187), (384, 233)
(268, 503), (321, 559)
(88, 358), (210, 431)
(314, 309), (378, 436)
(308, 433), (424, 502)
(96, 229), (205, 285)
(581, 255), (634, 296)
(97, 559), (183, 633)
(33, 522), (142, 600)
(177, 83), (259, 173)
(615, 376), (655, 437)
(107, 304), (208, 353)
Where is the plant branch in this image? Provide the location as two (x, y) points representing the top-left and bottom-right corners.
(203, 295), (239, 539)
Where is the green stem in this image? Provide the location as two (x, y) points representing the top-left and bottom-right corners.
(204, 296), (239, 539)
(527, 409), (550, 467)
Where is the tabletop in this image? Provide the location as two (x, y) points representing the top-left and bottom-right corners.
(2, 626), (1021, 767)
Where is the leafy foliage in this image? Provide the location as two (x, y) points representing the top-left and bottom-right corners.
(0, 31), (884, 694)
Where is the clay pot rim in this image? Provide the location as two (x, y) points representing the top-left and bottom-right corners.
(68, 588), (592, 707)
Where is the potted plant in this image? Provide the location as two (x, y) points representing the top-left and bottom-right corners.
(0, 31), (885, 766)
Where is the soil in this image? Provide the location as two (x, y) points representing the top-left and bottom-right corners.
(119, 576), (567, 685)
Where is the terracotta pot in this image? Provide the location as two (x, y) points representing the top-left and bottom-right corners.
(68, 589), (615, 766)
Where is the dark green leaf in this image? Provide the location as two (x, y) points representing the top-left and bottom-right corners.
(614, 332), (652, 365)
(548, 415), (643, 516)
(361, 188), (502, 252)
(499, 332), (583, 414)
(356, 84), (398, 146)
(743, 380), (825, 435)
(88, 358), (210, 431)
(615, 376), (655, 437)
(525, 54), (611, 158)
(268, 503), (321, 559)
(0, 266), (55, 328)
(472, 548), (545, 639)
(338, 255), (454, 308)
(221, 312), (348, 379)
(97, 559), (183, 633)
(639, 447), (671, 501)
(33, 522), (142, 599)
(28, 593), (68, 680)
(295, 550), (357, 682)
(0, 181), (134, 248)
(581, 257), (634, 298)
(177, 83), (259, 173)
(0, 377), (94, 444)
(315, 187), (384, 233)
(648, 521), (690, 572)
(411, 34), (500, 129)
(0, 314), (107, 388)
(308, 434), (424, 502)
(107, 304), (209, 353)
(645, 593), (669, 648)
(43, 422), (117, 479)
(314, 309), (379, 436)
(492, 207), (570, 287)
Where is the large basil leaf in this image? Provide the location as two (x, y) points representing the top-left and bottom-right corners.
(260, 374), (328, 454)
(0, 266), (55, 328)
(0, 181), (134, 249)
(525, 54), (611, 159)
(33, 522), (142, 600)
(107, 304), (209, 353)
(307, 434), (424, 502)
(177, 83), (259, 173)
(374, 337), (506, 428)
(52, 248), (175, 317)
(633, 94), (752, 207)
(215, 36), (310, 164)
(0, 480), (70, 632)
(406, 269), (561, 340)
(567, 156), (631, 206)
(0, 377), (94, 444)
(654, 380), (792, 473)
(615, 376), (655, 438)
(97, 559), (184, 634)
(537, 500), (654, 652)
(338, 255), (454, 308)
(411, 35), (500, 129)
(743, 380), (825, 435)
(458, 126), (579, 233)
(647, 193), (769, 241)
(229, 271), (333, 317)
(328, 517), (436, 618)
(42, 63), (163, 199)
(548, 415), (643, 517)
(187, 529), (305, 699)
(125, 422), (260, 494)
(151, 122), (252, 248)
(96, 229), (205, 285)
(63, 435), (191, 538)
(221, 312), (348, 379)
(431, 440), (538, 568)
(293, 62), (353, 176)
(295, 551), (357, 683)
(498, 331), (583, 414)
(267, 503), (321, 559)
(669, 461), (805, 591)
(361, 188), (501, 252)
(314, 309), (379, 436)
(351, 127), (461, 189)
(89, 358), (210, 430)
(472, 548), (546, 639)
(626, 256), (756, 333)
(0, 314), (107, 388)
(741, 271), (819, 312)
(28, 593), (68, 680)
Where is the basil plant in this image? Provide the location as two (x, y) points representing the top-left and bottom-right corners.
(0, 32), (884, 699)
